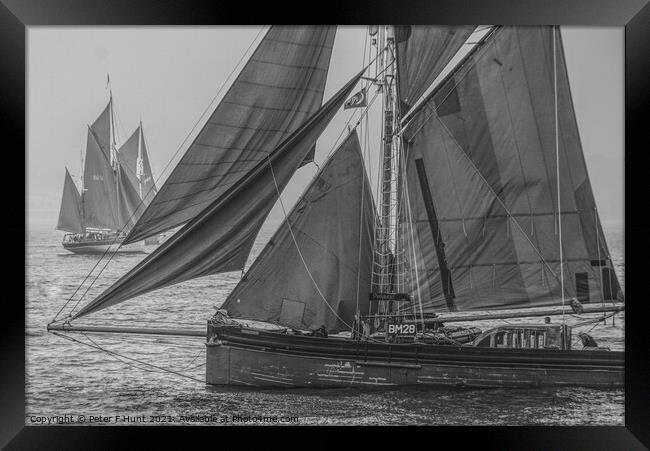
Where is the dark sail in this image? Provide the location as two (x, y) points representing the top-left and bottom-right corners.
(116, 127), (141, 197)
(400, 26), (623, 313)
(125, 26), (337, 244)
(82, 127), (118, 230)
(222, 131), (375, 332)
(56, 168), (84, 233)
(138, 128), (157, 206)
(90, 101), (112, 160)
(116, 162), (144, 231)
(72, 72), (362, 319)
(395, 26), (475, 114)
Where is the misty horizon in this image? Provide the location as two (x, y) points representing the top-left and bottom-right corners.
(27, 26), (624, 230)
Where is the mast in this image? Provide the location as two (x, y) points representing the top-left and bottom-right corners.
(80, 148), (86, 233)
(372, 25), (402, 324)
(137, 120), (143, 199)
(108, 85), (120, 232)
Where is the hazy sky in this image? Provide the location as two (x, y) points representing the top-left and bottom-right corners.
(27, 26), (624, 229)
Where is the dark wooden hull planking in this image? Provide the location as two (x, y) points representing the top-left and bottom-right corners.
(62, 239), (145, 254)
(206, 325), (623, 388)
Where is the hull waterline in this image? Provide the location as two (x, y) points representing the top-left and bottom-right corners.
(62, 239), (146, 254)
(206, 326), (623, 389)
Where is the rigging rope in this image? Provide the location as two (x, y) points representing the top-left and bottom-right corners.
(355, 29), (371, 320)
(52, 331), (204, 383)
(52, 27), (268, 323)
(400, 138), (426, 329)
(553, 26), (567, 338)
(263, 77), (389, 343)
(570, 312), (619, 348)
(407, 60), (570, 299)
(58, 38), (387, 335)
(396, 26), (574, 303)
(267, 153), (354, 332)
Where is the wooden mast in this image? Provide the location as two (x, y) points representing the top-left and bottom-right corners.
(80, 147), (86, 234)
(372, 25), (401, 327)
(108, 82), (120, 232)
(137, 119), (143, 199)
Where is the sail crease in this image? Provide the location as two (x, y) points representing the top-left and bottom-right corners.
(72, 70), (362, 319)
(125, 26), (338, 244)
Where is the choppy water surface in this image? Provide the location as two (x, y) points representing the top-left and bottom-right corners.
(26, 222), (625, 425)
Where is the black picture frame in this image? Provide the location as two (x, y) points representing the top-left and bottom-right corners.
(5, 0), (649, 447)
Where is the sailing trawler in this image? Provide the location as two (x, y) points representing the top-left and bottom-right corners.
(57, 92), (159, 254)
(50, 25), (625, 388)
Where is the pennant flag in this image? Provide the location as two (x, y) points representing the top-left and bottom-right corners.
(344, 88), (367, 109)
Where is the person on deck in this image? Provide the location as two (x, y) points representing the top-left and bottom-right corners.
(352, 311), (362, 340)
(362, 320), (370, 341)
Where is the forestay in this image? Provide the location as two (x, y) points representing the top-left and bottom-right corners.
(56, 168), (84, 233)
(125, 26), (337, 244)
(72, 71), (362, 319)
(400, 26), (623, 313)
(222, 131), (376, 333)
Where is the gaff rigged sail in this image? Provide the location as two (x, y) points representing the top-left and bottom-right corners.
(90, 101), (112, 160)
(124, 26), (337, 244)
(82, 126), (118, 231)
(400, 26), (623, 313)
(72, 71), (362, 319)
(222, 131), (376, 333)
(56, 168), (84, 233)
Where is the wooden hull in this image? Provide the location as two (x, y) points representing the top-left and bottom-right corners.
(62, 239), (145, 254)
(206, 326), (623, 388)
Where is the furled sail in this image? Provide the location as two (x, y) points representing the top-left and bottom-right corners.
(222, 131), (375, 333)
(124, 26), (337, 244)
(56, 168), (84, 233)
(400, 26), (623, 313)
(82, 126), (118, 231)
(72, 71), (362, 319)
(395, 26), (475, 114)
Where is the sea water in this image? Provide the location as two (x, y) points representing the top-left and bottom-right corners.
(25, 222), (624, 425)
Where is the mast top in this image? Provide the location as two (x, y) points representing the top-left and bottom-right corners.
(107, 73), (112, 99)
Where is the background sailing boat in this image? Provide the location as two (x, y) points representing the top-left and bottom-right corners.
(48, 25), (624, 389)
(56, 94), (159, 254)
(25, 25), (624, 424)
